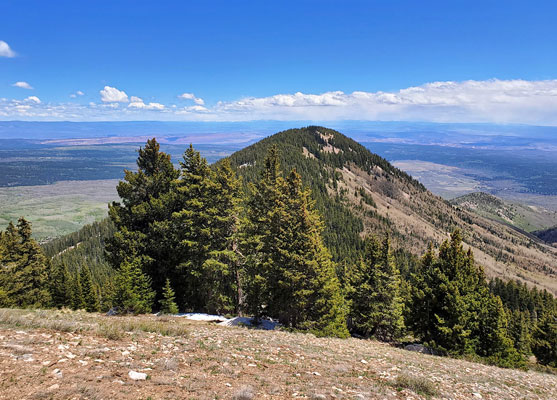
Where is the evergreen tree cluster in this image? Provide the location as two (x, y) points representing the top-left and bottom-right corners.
(489, 278), (557, 367)
(0, 218), (50, 308)
(1, 130), (556, 370)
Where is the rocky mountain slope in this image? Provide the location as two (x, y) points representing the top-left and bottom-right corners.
(533, 226), (557, 246)
(1, 308), (555, 400)
(225, 126), (557, 294)
(451, 192), (557, 233)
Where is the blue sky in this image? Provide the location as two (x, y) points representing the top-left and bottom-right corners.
(2, 0), (557, 123)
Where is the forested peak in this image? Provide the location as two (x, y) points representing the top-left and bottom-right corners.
(224, 126), (425, 191)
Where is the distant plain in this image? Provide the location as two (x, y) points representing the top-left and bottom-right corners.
(2, 121), (557, 239)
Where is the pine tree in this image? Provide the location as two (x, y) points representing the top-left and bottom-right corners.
(112, 258), (155, 314)
(349, 235), (404, 341)
(159, 278), (179, 314)
(107, 138), (179, 297)
(80, 265), (100, 312)
(172, 144), (224, 311)
(0, 218), (51, 308)
(532, 312), (557, 367)
(243, 147), (348, 337)
(347, 236), (381, 337)
(242, 145), (283, 320)
(409, 230), (522, 366)
(71, 271), (84, 310)
(508, 309), (532, 355)
(49, 262), (72, 308)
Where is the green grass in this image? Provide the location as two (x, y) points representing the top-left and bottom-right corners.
(0, 179), (119, 240)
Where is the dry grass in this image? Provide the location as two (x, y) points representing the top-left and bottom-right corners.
(0, 308), (556, 399)
(0, 308), (188, 340)
(391, 374), (439, 398)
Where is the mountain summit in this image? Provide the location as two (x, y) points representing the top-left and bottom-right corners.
(225, 126), (557, 294)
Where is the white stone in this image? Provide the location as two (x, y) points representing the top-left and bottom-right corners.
(128, 370), (147, 381)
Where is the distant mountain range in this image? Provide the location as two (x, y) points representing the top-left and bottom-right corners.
(31, 125), (557, 295)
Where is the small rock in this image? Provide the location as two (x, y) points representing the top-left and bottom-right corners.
(53, 368), (63, 379)
(247, 363), (257, 367)
(360, 359), (368, 364)
(312, 371), (321, 376)
(48, 384), (59, 391)
(128, 370), (147, 381)
(225, 382), (232, 387)
(42, 360), (51, 366)
(473, 394), (482, 399)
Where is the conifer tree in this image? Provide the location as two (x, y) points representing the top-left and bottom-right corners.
(242, 145), (283, 320)
(107, 138), (179, 296)
(49, 262), (72, 308)
(0, 218), (51, 308)
(159, 278), (179, 314)
(508, 309), (532, 355)
(172, 144), (219, 310)
(531, 312), (557, 367)
(112, 258), (155, 314)
(347, 236), (381, 337)
(71, 271), (84, 310)
(244, 147), (348, 337)
(349, 236), (404, 341)
(80, 265), (100, 312)
(409, 230), (522, 366)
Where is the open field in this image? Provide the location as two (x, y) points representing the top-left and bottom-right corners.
(0, 180), (119, 240)
(1, 308), (556, 400)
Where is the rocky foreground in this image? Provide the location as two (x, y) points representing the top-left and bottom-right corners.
(0, 309), (555, 400)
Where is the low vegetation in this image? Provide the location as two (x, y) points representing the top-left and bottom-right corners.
(1, 308), (556, 399)
(1, 127), (556, 374)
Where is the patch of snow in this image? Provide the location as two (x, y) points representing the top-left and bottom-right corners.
(219, 316), (279, 330)
(175, 313), (228, 322)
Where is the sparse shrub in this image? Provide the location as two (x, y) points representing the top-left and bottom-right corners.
(233, 385), (254, 400)
(392, 374), (438, 397)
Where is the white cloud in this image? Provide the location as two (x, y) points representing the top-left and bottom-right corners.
(5, 79), (557, 124)
(179, 92), (205, 105)
(70, 90), (85, 98)
(25, 96), (41, 104)
(176, 105), (209, 114)
(128, 97), (165, 110)
(12, 81), (33, 90)
(100, 86), (129, 102)
(212, 79), (557, 124)
(0, 41), (16, 58)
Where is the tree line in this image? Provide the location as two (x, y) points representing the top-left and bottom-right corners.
(0, 138), (555, 369)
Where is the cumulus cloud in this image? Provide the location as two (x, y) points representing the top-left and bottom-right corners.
(128, 96), (165, 110)
(100, 86), (129, 102)
(25, 96), (41, 104)
(179, 92), (205, 105)
(12, 81), (33, 90)
(6, 79), (557, 124)
(213, 79), (557, 124)
(176, 105), (209, 114)
(0, 41), (16, 57)
(69, 90), (84, 98)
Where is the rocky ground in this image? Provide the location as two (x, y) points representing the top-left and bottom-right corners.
(0, 308), (555, 400)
